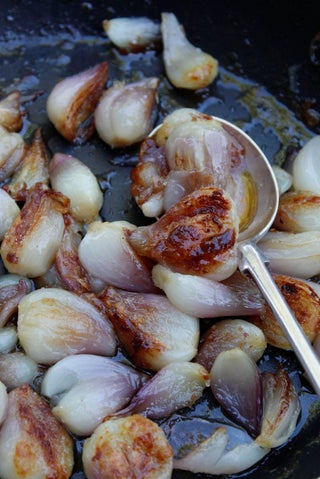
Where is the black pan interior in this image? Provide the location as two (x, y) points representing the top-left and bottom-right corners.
(0, 1), (320, 478)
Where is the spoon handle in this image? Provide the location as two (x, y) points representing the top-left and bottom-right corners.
(239, 240), (320, 397)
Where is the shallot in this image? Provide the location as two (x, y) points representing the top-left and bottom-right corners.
(0, 188), (19, 241)
(0, 91), (22, 132)
(292, 135), (320, 193)
(103, 17), (161, 52)
(0, 125), (26, 182)
(0, 351), (37, 390)
(0, 274), (33, 327)
(273, 190), (320, 232)
(0, 381), (7, 426)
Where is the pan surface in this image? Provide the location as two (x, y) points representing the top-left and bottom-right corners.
(1, 1), (320, 478)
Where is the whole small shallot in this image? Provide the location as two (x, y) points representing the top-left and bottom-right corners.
(0, 91), (22, 132)
(17, 287), (117, 364)
(94, 77), (159, 148)
(83, 415), (173, 479)
(49, 153), (103, 223)
(103, 17), (161, 53)
(161, 12), (218, 89)
(292, 135), (320, 194)
(46, 62), (108, 144)
(0, 384), (74, 479)
(273, 190), (320, 233)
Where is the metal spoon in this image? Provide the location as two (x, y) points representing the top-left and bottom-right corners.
(216, 116), (320, 397)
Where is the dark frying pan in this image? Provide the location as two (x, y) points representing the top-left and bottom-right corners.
(1, 1), (320, 478)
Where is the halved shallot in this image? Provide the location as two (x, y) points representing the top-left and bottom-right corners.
(273, 190), (320, 232)
(196, 319), (266, 372)
(83, 414), (173, 479)
(292, 135), (320, 194)
(0, 185), (69, 278)
(0, 381), (7, 426)
(99, 286), (199, 371)
(0, 351), (37, 390)
(5, 128), (49, 201)
(49, 153), (103, 223)
(0, 384), (74, 479)
(41, 354), (148, 436)
(161, 12), (218, 89)
(210, 348), (263, 438)
(103, 17), (161, 53)
(0, 188), (19, 241)
(46, 62), (108, 144)
(0, 125), (26, 182)
(79, 221), (157, 293)
(152, 265), (264, 318)
(17, 287), (117, 364)
(94, 77), (159, 148)
(128, 187), (239, 280)
(0, 91), (22, 132)
(116, 362), (209, 419)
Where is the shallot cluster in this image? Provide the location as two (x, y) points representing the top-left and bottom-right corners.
(0, 9), (318, 479)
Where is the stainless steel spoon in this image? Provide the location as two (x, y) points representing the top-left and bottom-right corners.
(216, 116), (320, 397)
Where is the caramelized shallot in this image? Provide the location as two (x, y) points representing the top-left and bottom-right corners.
(0, 125), (26, 182)
(273, 190), (320, 232)
(94, 77), (159, 148)
(0, 384), (74, 479)
(41, 354), (147, 436)
(18, 287), (117, 364)
(0, 274), (33, 327)
(83, 415), (173, 479)
(103, 17), (161, 53)
(46, 62), (108, 144)
(0, 188), (19, 241)
(99, 286), (199, 371)
(49, 153), (103, 223)
(161, 12), (218, 89)
(0, 91), (22, 132)
(128, 187), (239, 280)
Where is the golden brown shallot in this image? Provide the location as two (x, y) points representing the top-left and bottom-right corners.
(258, 229), (320, 278)
(128, 187), (239, 280)
(46, 62), (108, 144)
(250, 274), (320, 349)
(196, 319), (266, 372)
(103, 17), (161, 53)
(0, 91), (22, 132)
(41, 354), (147, 436)
(5, 128), (49, 201)
(94, 77), (159, 148)
(273, 190), (320, 232)
(0, 384), (74, 479)
(161, 12), (218, 90)
(0, 327), (17, 354)
(0, 188), (19, 241)
(99, 286), (199, 371)
(0, 186), (69, 278)
(0, 351), (37, 390)
(83, 414), (173, 479)
(152, 265), (265, 318)
(292, 135), (320, 194)
(115, 362), (209, 419)
(49, 153), (103, 223)
(256, 368), (301, 448)
(0, 274), (33, 327)
(0, 125), (26, 182)
(17, 287), (117, 364)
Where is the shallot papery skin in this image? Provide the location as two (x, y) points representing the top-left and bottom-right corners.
(116, 362), (209, 419)
(273, 190), (320, 233)
(256, 368), (301, 449)
(161, 12), (218, 90)
(0, 274), (33, 327)
(0, 186), (69, 278)
(46, 62), (108, 144)
(195, 319), (266, 372)
(103, 17), (161, 53)
(83, 414), (173, 479)
(0, 351), (37, 391)
(79, 221), (157, 293)
(17, 287), (117, 364)
(5, 128), (49, 201)
(292, 135), (320, 194)
(258, 229), (320, 278)
(0, 384), (74, 479)
(0, 188), (19, 241)
(99, 286), (199, 371)
(94, 77), (159, 148)
(250, 274), (320, 350)
(49, 153), (103, 223)
(0, 381), (7, 426)
(0, 91), (22, 132)
(41, 354), (147, 436)
(210, 348), (263, 438)
(152, 265), (264, 318)
(128, 187), (239, 280)
(0, 125), (26, 182)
